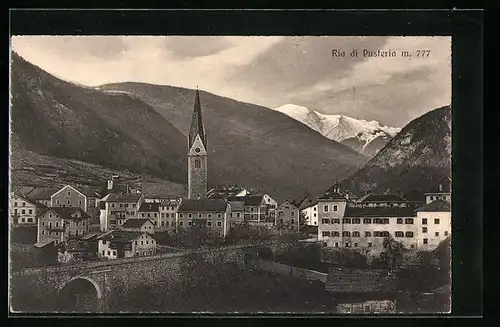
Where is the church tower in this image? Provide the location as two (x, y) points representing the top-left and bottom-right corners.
(187, 89), (208, 199)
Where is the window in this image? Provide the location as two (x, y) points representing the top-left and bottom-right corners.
(217, 214), (222, 218)
(354, 243), (359, 247)
(334, 242), (339, 248)
(365, 231), (372, 237)
(136, 252), (139, 256)
(194, 159), (201, 168)
(112, 203), (115, 208)
(352, 231), (360, 237)
(351, 218), (360, 224)
(179, 221), (184, 226)
(322, 219), (330, 224)
(112, 251), (116, 256)
(207, 221), (212, 227)
(14, 209), (18, 214)
(368, 242), (373, 247)
(322, 231), (331, 237)
(67, 191), (71, 196)
(197, 213), (202, 218)
(291, 219), (295, 224)
(324, 205), (329, 212)
(314, 213), (317, 217)
(236, 213), (240, 218)
(14, 202), (17, 207)
(217, 221), (222, 227)
(343, 218), (351, 224)
(154, 213), (158, 217)
(373, 218), (381, 224)
(28, 209), (32, 214)
(333, 205), (338, 211)
(188, 213), (192, 218)
(434, 219), (440, 224)
(333, 219), (340, 224)
(405, 218), (414, 224)
(161, 213), (165, 218)
(435, 232), (440, 237)
(132, 204), (136, 208)
(291, 212), (295, 217)
(395, 231), (404, 237)
(342, 231), (351, 237)
(56, 200), (60, 205)
(56, 222), (59, 227)
(333, 231), (340, 237)
(405, 231), (414, 238)
(410, 245), (415, 249)
(107, 251), (111, 256)
(444, 231), (448, 236)
(383, 218), (390, 224)
(345, 243), (350, 248)
(41, 230), (45, 236)
(79, 200), (82, 205)
(383, 242), (388, 249)
(188, 221), (192, 226)
(21, 209), (25, 214)
(146, 240), (149, 245)
(363, 218), (372, 224)
(422, 227), (428, 233)
(279, 219), (284, 224)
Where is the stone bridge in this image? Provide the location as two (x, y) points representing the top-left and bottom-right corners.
(10, 243), (265, 312)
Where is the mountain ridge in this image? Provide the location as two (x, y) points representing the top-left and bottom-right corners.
(273, 104), (401, 157)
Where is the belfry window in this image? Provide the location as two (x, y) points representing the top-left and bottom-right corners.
(195, 159), (201, 168)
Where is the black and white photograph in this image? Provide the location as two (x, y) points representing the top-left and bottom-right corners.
(9, 34), (454, 314)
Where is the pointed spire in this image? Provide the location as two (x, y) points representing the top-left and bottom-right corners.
(189, 88), (207, 149)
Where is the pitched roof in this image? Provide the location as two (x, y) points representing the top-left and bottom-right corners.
(178, 199), (228, 212)
(360, 194), (408, 202)
(228, 200), (245, 211)
(416, 200), (451, 212)
(426, 176), (451, 194)
(25, 187), (59, 200)
(318, 191), (348, 201)
(300, 198), (318, 210)
(41, 207), (91, 220)
(11, 186), (36, 196)
(138, 202), (160, 212)
(278, 201), (299, 210)
(34, 240), (55, 248)
(188, 89), (207, 149)
(80, 233), (100, 241)
(344, 206), (416, 217)
(121, 218), (154, 228)
(74, 185), (101, 198)
(107, 193), (142, 202)
(97, 230), (147, 243)
(326, 268), (397, 293)
(243, 195), (266, 206)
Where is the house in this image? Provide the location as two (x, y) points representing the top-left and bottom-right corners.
(100, 193), (144, 232)
(356, 193), (410, 208)
(177, 198), (231, 236)
(326, 268), (398, 314)
(97, 231), (156, 259)
(50, 185), (101, 219)
(275, 201), (300, 230)
(317, 190), (350, 245)
(138, 202), (160, 226)
(158, 198), (181, 230)
(23, 187), (59, 207)
(36, 207), (91, 246)
(120, 218), (155, 234)
(424, 176), (451, 204)
(227, 199), (245, 224)
(10, 193), (43, 225)
(415, 200), (451, 250)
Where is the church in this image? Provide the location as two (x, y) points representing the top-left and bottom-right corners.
(181, 89), (231, 234)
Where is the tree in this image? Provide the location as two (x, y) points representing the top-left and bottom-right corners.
(299, 211), (307, 231)
(383, 235), (404, 270)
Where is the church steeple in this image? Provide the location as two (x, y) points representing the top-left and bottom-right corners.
(189, 89), (207, 149)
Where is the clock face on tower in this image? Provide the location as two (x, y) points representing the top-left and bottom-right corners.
(195, 147), (201, 153)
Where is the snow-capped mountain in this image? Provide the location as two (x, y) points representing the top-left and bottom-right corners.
(273, 104), (401, 156)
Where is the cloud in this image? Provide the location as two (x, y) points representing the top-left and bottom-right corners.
(10, 36), (450, 127)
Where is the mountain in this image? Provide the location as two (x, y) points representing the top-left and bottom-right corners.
(98, 84), (368, 201)
(273, 104), (401, 156)
(340, 105), (452, 200)
(10, 53), (368, 201)
(10, 52), (188, 186)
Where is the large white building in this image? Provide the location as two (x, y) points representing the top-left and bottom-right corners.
(317, 187), (451, 251)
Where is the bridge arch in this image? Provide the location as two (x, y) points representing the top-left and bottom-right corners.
(58, 276), (102, 299)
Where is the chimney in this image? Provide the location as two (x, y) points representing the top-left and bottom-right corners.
(345, 190), (349, 200)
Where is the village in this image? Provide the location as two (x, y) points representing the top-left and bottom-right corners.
(10, 90), (451, 313)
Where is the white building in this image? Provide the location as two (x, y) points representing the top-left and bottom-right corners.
(415, 200), (451, 250)
(424, 176), (451, 204)
(99, 193), (144, 232)
(97, 230), (156, 259)
(158, 198), (181, 230)
(300, 201), (319, 226)
(10, 193), (41, 225)
(120, 218), (156, 234)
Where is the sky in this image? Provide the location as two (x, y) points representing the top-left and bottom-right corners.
(11, 36), (451, 127)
